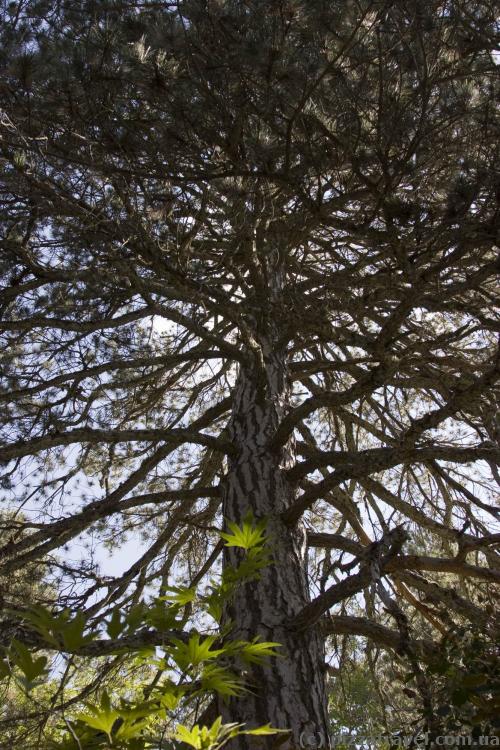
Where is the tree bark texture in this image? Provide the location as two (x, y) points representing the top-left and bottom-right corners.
(220, 326), (330, 748)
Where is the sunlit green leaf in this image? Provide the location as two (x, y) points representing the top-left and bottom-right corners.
(170, 635), (225, 671)
(75, 691), (120, 739)
(220, 515), (267, 550)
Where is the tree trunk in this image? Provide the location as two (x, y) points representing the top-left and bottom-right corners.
(220, 332), (329, 749)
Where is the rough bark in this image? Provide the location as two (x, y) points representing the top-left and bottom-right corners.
(220, 334), (329, 748)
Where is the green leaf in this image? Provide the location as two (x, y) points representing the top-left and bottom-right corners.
(161, 585), (197, 605)
(239, 638), (281, 665)
(202, 581), (234, 623)
(153, 679), (186, 711)
(115, 717), (149, 741)
(170, 635), (225, 671)
(174, 718), (288, 750)
(224, 546), (270, 583)
(75, 691), (120, 740)
(175, 718), (243, 750)
(125, 602), (148, 633)
(159, 689), (181, 711)
(204, 596), (223, 624)
(6, 605), (59, 647)
(175, 724), (204, 749)
(10, 639), (48, 686)
(61, 611), (93, 652)
(200, 665), (246, 697)
(145, 599), (181, 631)
(243, 724), (289, 736)
(7, 605), (95, 653)
(220, 515), (267, 550)
(106, 608), (124, 639)
(13, 150), (26, 169)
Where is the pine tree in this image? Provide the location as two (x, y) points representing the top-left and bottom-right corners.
(1, 2), (499, 747)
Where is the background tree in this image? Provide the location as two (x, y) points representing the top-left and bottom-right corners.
(0, 1), (499, 747)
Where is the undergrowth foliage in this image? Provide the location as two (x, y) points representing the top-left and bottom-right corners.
(0, 518), (283, 750)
